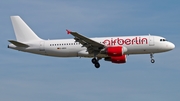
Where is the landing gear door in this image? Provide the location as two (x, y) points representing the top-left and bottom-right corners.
(39, 41), (45, 51)
(149, 35), (154, 46)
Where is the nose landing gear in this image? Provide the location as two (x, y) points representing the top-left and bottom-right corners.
(150, 53), (155, 63)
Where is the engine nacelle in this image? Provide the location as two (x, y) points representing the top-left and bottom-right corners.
(104, 55), (127, 64)
(106, 46), (127, 56)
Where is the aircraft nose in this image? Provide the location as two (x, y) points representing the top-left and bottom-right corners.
(168, 42), (175, 50)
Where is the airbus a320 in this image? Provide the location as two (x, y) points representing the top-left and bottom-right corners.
(8, 16), (175, 68)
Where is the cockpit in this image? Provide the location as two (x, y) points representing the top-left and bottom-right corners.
(160, 39), (168, 42)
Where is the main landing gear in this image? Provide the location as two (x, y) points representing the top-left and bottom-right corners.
(92, 58), (100, 68)
(150, 53), (155, 63)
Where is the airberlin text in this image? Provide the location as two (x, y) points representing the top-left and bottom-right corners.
(103, 37), (148, 46)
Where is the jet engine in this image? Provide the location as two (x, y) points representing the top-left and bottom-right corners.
(104, 55), (127, 63)
(106, 46), (127, 56)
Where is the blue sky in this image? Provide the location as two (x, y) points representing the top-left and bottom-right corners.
(0, 0), (180, 101)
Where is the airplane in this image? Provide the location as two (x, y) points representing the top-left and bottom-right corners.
(8, 16), (175, 68)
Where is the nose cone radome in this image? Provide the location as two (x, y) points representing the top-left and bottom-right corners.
(168, 42), (175, 50)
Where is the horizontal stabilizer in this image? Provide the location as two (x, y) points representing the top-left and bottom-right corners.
(8, 40), (29, 47)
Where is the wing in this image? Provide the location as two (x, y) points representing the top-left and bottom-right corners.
(66, 30), (105, 55)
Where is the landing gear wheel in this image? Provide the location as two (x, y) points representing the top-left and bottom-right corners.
(94, 63), (100, 68)
(150, 53), (155, 63)
(151, 59), (155, 63)
(92, 58), (97, 64)
(91, 57), (101, 68)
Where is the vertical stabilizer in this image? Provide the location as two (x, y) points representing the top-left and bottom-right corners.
(10, 16), (42, 42)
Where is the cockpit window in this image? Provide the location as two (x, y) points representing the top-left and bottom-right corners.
(160, 39), (167, 41)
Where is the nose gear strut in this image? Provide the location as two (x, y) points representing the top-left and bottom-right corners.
(150, 53), (155, 63)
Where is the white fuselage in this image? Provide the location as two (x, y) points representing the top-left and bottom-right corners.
(8, 35), (175, 58)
